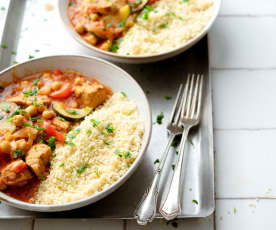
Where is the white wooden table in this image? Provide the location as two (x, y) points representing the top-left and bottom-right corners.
(1, 0), (276, 229)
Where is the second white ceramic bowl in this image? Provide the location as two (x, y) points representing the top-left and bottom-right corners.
(58, 0), (221, 64)
(0, 55), (152, 212)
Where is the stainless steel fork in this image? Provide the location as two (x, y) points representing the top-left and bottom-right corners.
(134, 84), (187, 225)
(159, 74), (204, 220)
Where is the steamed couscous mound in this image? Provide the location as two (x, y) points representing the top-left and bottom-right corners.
(34, 93), (144, 204)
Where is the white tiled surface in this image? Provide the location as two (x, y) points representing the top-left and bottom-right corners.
(1, 0), (276, 229)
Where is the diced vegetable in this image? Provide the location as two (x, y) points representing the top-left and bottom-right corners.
(119, 5), (131, 21)
(52, 102), (92, 121)
(42, 122), (65, 143)
(50, 82), (73, 99)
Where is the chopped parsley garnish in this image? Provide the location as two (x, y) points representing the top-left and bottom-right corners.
(171, 135), (181, 147)
(104, 140), (112, 145)
(47, 136), (56, 151)
(13, 149), (23, 158)
(124, 151), (132, 159)
(118, 21), (126, 28)
(192, 199), (198, 205)
(142, 5), (153, 20)
(109, 38), (123, 53)
(34, 124), (45, 130)
(164, 96), (172, 100)
(32, 78), (40, 86)
(156, 112), (164, 124)
(105, 123), (114, 133)
(90, 119), (100, 127)
(76, 163), (88, 174)
(65, 141), (75, 146)
(39, 131), (46, 137)
(183, 0), (189, 2)
(23, 122), (33, 127)
(29, 55), (35, 59)
(121, 91), (127, 97)
(86, 129), (92, 135)
(1, 44), (8, 49)
(159, 24), (168, 29)
(2, 105), (10, 113)
(29, 116), (39, 121)
(74, 128), (81, 133)
(59, 162), (65, 167)
(65, 109), (78, 115)
(23, 87), (38, 97)
(0, 115), (4, 120)
(114, 149), (123, 157)
(172, 164), (175, 170)
(154, 159), (160, 164)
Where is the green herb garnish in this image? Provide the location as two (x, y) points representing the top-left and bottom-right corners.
(156, 112), (164, 124)
(90, 119), (100, 127)
(192, 199), (198, 205)
(47, 136), (56, 151)
(13, 149), (23, 158)
(105, 123), (114, 133)
(76, 163), (88, 174)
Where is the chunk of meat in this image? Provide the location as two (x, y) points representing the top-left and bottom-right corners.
(10, 127), (38, 146)
(0, 178), (7, 190)
(52, 117), (71, 132)
(74, 83), (108, 108)
(1, 160), (33, 188)
(25, 144), (51, 178)
(7, 95), (51, 106)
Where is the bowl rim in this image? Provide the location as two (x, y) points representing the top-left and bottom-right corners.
(0, 55), (152, 211)
(58, 0), (221, 59)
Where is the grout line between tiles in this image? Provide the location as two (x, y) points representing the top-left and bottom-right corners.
(214, 128), (276, 131)
(218, 14), (276, 18)
(213, 210), (216, 230)
(123, 219), (127, 230)
(216, 197), (276, 200)
(31, 218), (35, 230)
(211, 67), (276, 71)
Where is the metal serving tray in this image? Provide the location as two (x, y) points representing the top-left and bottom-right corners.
(0, 0), (214, 219)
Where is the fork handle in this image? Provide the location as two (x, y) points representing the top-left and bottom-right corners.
(134, 134), (176, 225)
(159, 126), (191, 220)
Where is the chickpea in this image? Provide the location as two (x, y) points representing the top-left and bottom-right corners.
(42, 73), (51, 78)
(51, 81), (62, 91)
(75, 23), (86, 34)
(90, 13), (98, 21)
(25, 105), (38, 117)
(42, 110), (55, 119)
(70, 101), (78, 108)
(15, 139), (29, 152)
(38, 86), (51, 95)
(0, 141), (11, 154)
(37, 104), (46, 113)
(12, 115), (24, 127)
(74, 77), (84, 85)
(84, 34), (97, 45)
(37, 80), (44, 88)
(99, 40), (112, 51)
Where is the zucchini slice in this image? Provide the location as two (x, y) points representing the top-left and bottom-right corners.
(52, 102), (92, 121)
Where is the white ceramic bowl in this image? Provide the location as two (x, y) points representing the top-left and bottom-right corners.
(0, 55), (152, 212)
(58, 0), (221, 64)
